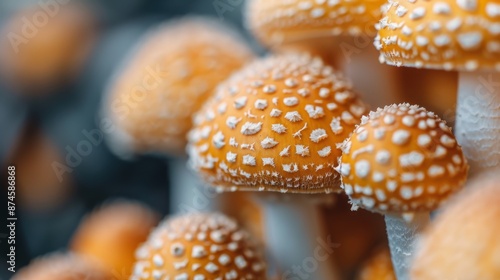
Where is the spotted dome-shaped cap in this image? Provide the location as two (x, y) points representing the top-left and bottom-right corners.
(247, 0), (386, 48)
(188, 54), (369, 194)
(12, 253), (111, 280)
(375, 0), (500, 71)
(338, 104), (468, 214)
(104, 17), (253, 156)
(131, 212), (267, 280)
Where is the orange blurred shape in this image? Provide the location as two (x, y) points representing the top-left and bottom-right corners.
(12, 252), (112, 280)
(8, 123), (73, 211)
(323, 195), (387, 277)
(70, 201), (159, 280)
(0, 3), (97, 95)
(356, 245), (396, 280)
(217, 192), (265, 244)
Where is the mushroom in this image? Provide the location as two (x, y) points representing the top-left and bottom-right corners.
(188, 53), (369, 278)
(130, 212), (267, 280)
(246, 0), (400, 107)
(410, 172), (500, 279)
(12, 252), (111, 280)
(375, 0), (500, 175)
(70, 200), (159, 280)
(338, 103), (468, 279)
(0, 4), (96, 95)
(103, 17), (253, 213)
(356, 246), (396, 280)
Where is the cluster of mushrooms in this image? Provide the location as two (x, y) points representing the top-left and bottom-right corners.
(13, 0), (500, 279)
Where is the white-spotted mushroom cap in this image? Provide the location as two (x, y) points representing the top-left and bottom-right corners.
(131, 212), (267, 280)
(375, 0), (500, 71)
(104, 17), (253, 156)
(187, 54), (369, 194)
(71, 200), (159, 279)
(12, 252), (111, 280)
(411, 173), (500, 279)
(338, 103), (468, 215)
(246, 0), (386, 48)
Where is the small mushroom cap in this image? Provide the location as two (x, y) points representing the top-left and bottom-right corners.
(339, 103), (468, 214)
(411, 173), (500, 279)
(105, 17), (253, 156)
(247, 0), (385, 48)
(0, 4), (96, 94)
(71, 200), (159, 279)
(131, 212), (267, 280)
(375, 0), (500, 71)
(356, 246), (396, 280)
(12, 252), (111, 280)
(188, 53), (369, 194)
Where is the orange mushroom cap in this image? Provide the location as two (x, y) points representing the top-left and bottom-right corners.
(105, 17), (253, 155)
(130, 212), (267, 280)
(375, 0), (500, 71)
(71, 200), (159, 279)
(12, 253), (111, 280)
(0, 4), (96, 95)
(411, 173), (500, 279)
(339, 103), (468, 214)
(188, 53), (369, 194)
(247, 0), (386, 48)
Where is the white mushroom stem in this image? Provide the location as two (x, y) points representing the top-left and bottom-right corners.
(455, 71), (500, 175)
(385, 213), (430, 280)
(169, 158), (215, 213)
(257, 194), (340, 279)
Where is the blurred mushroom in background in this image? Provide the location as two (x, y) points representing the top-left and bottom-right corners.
(8, 121), (74, 211)
(411, 172), (500, 280)
(356, 245), (396, 280)
(70, 200), (159, 280)
(102, 16), (254, 215)
(0, 3), (98, 96)
(12, 252), (112, 280)
(246, 0), (402, 108)
(323, 195), (386, 279)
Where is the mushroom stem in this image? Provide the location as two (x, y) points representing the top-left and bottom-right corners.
(258, 194), (340, 279)
(343, 46), (400, 108)
(384, 213), (430, 280)
(169, 158), (213, 213)
(455, 71), (500, 175)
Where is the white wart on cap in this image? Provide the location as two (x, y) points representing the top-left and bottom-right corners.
(131, 212), (266, 280)
(188, 54), (369, 194)
(339, 103), (468, 214)
(376, 0), (500, 71)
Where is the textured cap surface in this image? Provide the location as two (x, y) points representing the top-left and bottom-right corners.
(71, 200), (159, 279)
(247, 0), (385, 47)
(376, 0), (500, 71)
(339, 103), (468, 214)
(105, 17), (253, 155)
(131, 212), (266, 280)
(188, 54), (369, 194)
(411, 173), (500, 279)
(12, 253), (111, 280)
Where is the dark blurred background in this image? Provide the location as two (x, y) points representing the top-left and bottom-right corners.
(0, 1), (257, 278)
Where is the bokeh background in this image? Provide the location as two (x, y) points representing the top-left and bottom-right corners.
(0, 1), (260, 278)
(0, 0), (459, 279)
